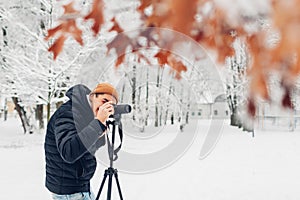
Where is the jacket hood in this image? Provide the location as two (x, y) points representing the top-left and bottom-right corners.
(66, 84), (91, 101)
(66, 84), (94, 130)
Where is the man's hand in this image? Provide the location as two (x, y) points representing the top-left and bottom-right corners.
(96, 101), (114, 124)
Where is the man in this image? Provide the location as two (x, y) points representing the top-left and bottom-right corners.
(44, 83), (118, 200)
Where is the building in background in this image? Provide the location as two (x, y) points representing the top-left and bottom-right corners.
(190, 94), (230, 119)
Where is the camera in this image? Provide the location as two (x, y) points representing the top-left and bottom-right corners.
(113, 104), (132, 115)
(102, 98), (131, 116)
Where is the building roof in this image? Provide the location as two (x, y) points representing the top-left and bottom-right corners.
(214, 94), (227, 103)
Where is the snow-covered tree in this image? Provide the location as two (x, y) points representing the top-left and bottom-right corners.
(0, 0), (108, 132)
(225, 39), (249, 127)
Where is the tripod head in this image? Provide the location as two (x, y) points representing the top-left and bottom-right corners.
(107, 114), (122, 126)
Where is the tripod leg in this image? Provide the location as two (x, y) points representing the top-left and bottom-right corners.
(107, 170), (114, 200)
(95, 170), (108, 200)
(113, 170), (124, 200)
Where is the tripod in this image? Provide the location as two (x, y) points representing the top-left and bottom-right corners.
(95, 114), (124, 200)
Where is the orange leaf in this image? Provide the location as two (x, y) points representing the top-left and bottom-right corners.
(294, 56), (300, 75)
(48, 35), (67, 60)
(45, 1), (83, 59)
(107, 33), (132, 67)
(84, 0), (104, 36)
(139, 27), (158, 46)
(168, 57), (187, 79)
(63, 2), (79, 14)
(137, 0), (152, 12)
(109, 17), (124, 33)
(144, 0), (197, 36)
(154, 50), (171, 65)
(169, 0), (198, 35)
(46, 20), (83, 58)
(45, 24), (64, 41)
(115, 54), (126, 67)
(67, 20), (83, 45)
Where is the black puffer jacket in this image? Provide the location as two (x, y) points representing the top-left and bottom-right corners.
(44, 84), (106, 195)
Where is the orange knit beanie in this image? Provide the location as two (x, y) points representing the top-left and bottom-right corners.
(91, 83), (119, 103)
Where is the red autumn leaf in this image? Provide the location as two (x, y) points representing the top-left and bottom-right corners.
(143, 0), (198, 37)
(45, 2), (81, 40)
(106, 18), (134, 67)
(115, 54), (126, 67)
(45, 24), (63, 41)
(107, 18), (153, 67)
(45, 1), (83, 59)
(107, 33), (132, 67)
(168, 57), (187, 79)
(154, 50), (171, 65)
(63, 1), (78, 13)
(46, 20), (83, 59)
(69, 21), (84, 45)
(168, 0), (198, 35)
(154, 50), (187, 79)
(48, 35), (67, 60)
(294, 55), (300, 75)
(107, 34), (133, 68)
(109, 17), (124, 33)
(84, 0), (104, 36)
(137, 0), (152, 12)
(46, 21), (83, 44)
(139, 26), (158, 46)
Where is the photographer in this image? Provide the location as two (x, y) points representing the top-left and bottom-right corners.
(44, 83), (118, 200)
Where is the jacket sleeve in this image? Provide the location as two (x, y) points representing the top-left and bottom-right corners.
(54, 109), (106, 164)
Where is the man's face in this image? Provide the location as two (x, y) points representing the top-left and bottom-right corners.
(90, 93), (117, 117)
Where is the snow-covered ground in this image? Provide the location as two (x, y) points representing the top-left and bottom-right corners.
(1, 117), (300, 200)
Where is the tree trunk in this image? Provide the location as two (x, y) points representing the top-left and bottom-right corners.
(36, 104), (44, 129)
(185, 90), (191, 125)
(137, 85), (145, 131)
(131, 65), (136, 121)
(120, 81), (126, 103)
(159, 108), (163, 126)
(185, 110), (189, 124)
(154, 67), (160, 127)
(164, 82), (173, 125)
(4, 98), (8, 121)
(1, 26), (8, 121)
(47, 102), (51, 122)
(12, 97), (31, 134)
(164, 109), (168, 125)
(171, 113), (174, 125)
(155, 105), (159, 127)
(230, 106), (240, 127)
(145, 68), (149, 126)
